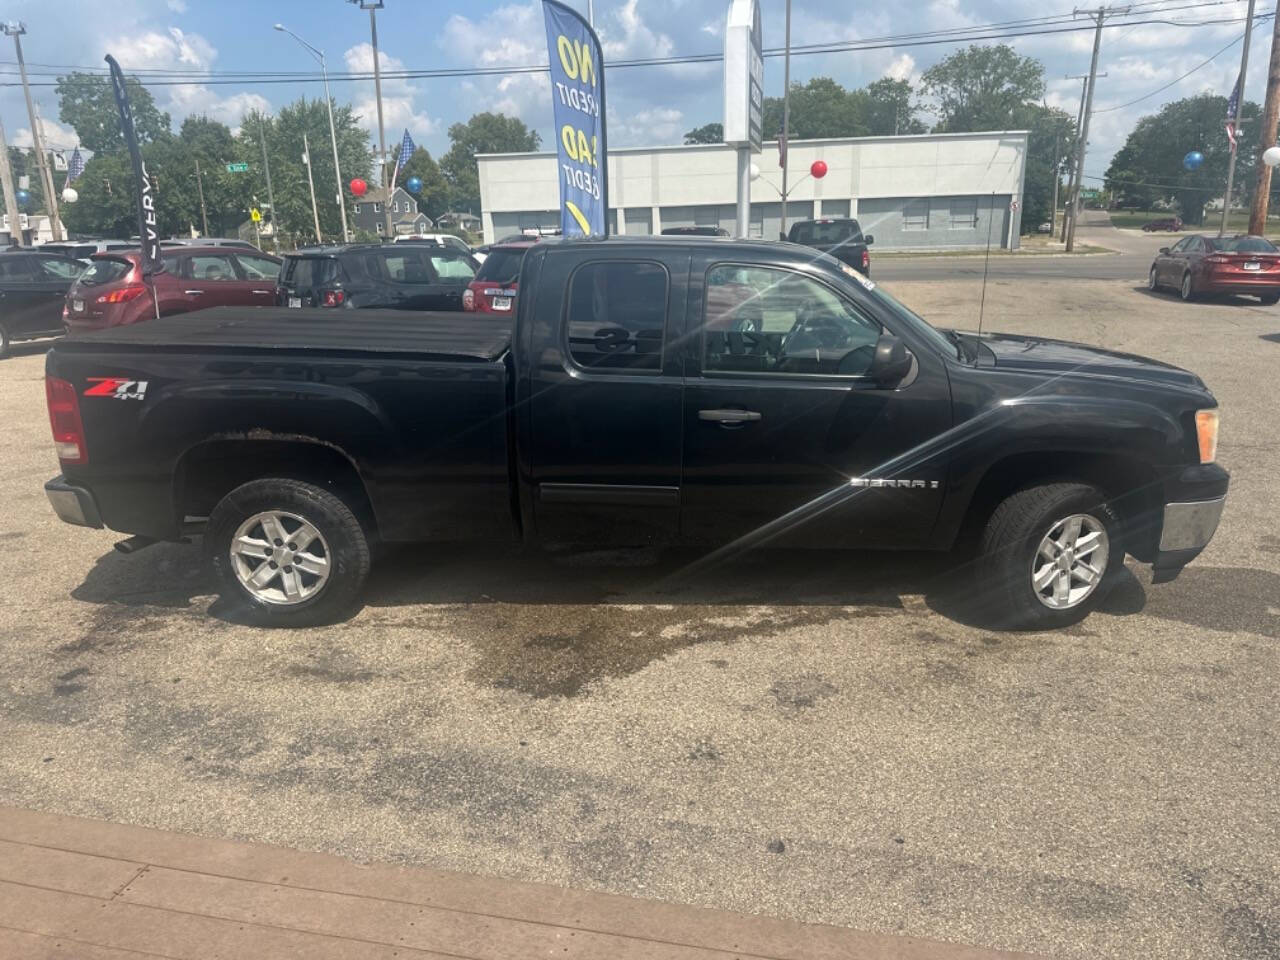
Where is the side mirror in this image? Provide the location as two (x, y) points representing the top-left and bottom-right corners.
(1159, 246), (1170, 254)
(863, 234), (875, 245)
(869, 333), (912, 386)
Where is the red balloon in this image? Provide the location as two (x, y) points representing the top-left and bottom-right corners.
(810, 160), (828, 179)
(349, 178), (368, 197)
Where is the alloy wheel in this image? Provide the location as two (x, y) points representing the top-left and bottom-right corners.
(1031, 513), (1109, 610)
(229, 510), (331, 606)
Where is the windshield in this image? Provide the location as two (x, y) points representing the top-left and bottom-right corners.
(790, 220), (862, 245)
(76, 257), (133, 287)
(1223, 236), (1277, 253)
(474, 248), (527, 285)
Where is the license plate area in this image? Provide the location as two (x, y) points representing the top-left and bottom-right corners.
(1244, 261), (1262, 271)
(492, 296), (512, 311)
(288, 296), (302, 308)
(72, 298), (84, 312)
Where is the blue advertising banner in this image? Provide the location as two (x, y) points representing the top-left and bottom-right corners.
(542, 0), (608, 236)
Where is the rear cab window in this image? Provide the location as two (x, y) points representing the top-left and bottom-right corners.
(475, 248), (527, 285)
(565, 261), (669, 373)
(788, 220), (863, 245)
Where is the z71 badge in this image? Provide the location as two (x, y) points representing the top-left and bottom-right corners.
(84, 378), (148, 400)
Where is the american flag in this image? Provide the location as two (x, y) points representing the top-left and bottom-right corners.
(66, 147), (85, 183)
(1226, 71), (1243, 151)
(392, 128), (415, 187)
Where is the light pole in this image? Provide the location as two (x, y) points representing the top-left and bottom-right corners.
(275, 23), (350, 242)
(302, 132), (322, 244)
(348, 0), (391, 240)
(3, 21), (62, 241)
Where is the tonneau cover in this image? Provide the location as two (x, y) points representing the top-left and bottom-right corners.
(62, 307), (513, 362)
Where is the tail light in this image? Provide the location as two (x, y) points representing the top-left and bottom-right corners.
(96, 284), (148, 304)
(46, 376), (87, 465)
(1206, 255), (1231, 264)
(321, 289), (345, 307)
(462, 288), (476, 311)
(861, 249), (870, 269)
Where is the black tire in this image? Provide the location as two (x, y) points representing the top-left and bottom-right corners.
(0, 324), (9, 359)
(1260, 292), (1280, 305)
(1148, 266), (1160, 293)
(976, 482), (1124, 630)
(207, 478), (370, 626)
(1180, 271), (1196, 302)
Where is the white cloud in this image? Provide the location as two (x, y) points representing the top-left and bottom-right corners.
(342, 43), (439, 154)
(438, 3), (550, 129)
(166, 0), (188, 12)
(611, 106), (685, 146)
(13, 117), (81, 152)
(886, 54), (916, 82)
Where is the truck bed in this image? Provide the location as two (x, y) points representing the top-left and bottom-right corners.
(60, 307), (513, 362)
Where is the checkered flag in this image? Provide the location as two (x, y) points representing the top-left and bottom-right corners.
(66, 148), (85, 183)
(1225, 71), (1243, 152)
(392, 128), (415, 188)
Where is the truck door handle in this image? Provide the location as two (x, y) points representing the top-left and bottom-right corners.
(251, 289), (272, 295)
(185, 289), (204, 295)
(699, 408), (762, 424)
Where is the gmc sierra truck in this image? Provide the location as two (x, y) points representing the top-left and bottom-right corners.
(43, 236), (1228, 629)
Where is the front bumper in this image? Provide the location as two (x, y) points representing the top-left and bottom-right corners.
(1150, 464), (1228, 582)
(45, 475), (104, 529)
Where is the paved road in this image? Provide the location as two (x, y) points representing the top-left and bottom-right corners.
(873, 211), (1162, 283)
(1, 262), (1277, 960)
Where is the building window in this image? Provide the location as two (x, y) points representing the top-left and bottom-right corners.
(949, 197), (979, 230)
(353, 203), (361, 214)
(373, 202), (383, 213)
(565, 261), (668, 373)
(903, 199), (929, 231)
(376, 221), (385, 234)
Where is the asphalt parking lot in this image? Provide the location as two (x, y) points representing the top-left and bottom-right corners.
(1, 221), (1277, 960)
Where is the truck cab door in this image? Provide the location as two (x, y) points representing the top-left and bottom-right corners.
(678, 257), (952, 549)
(518, 246), (689, 544)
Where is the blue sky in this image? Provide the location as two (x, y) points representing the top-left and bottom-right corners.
(0, 0), (1267, 188)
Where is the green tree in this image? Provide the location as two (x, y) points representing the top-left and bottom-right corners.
(1104, 94), (1260, 226)
(1, 147), (47, 217)
(683, 123), (723, 144)
(1012, 103), (1076, 233)
(388, 145), (449, 221)
(921, 44), (1045, 132)
(441, 112), (540, 214)
(862, 78), (926, 136)
(762, 77), (866, 140)
(60, 153), (136, 237)
(55, 72), (171, 155)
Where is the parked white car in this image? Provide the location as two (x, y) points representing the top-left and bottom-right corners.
(394, 233), (483, 262)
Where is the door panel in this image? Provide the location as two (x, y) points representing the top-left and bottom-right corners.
(523, 249), (690, 544)
(183, 253), (241, 308)
(679, 259), (952, 549)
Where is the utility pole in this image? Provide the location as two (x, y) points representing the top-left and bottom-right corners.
(779, 0), (792, 238)
(349, 1), (391, 240)
(1051, 131), (1061, 233)
(303, 131), (322, 244)
(194, 157), (209, 237)
(587, 0), (594, 25)
(1061, 73), (1089, 242)
(258, 114), (281, 252)
(1221, 0), (1256, 236)
(1066, 7), (1127, 253)
(1250, 1), (1280, 235)
(0, 116), (20, 245)
(4, 21), (62, 241)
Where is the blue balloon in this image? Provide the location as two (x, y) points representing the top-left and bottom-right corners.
(1183, 150), (1205, 171)
(15, 188), (30, 208)
(405, 175), (423, 195)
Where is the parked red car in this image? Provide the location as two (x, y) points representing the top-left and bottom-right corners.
(462, 239), (536, 314)
(1148, 233), (1280, 303)
(64, 246), (282, 332)
(1142, 216), (1183, 232)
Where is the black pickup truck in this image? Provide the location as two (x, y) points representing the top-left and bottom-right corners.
(43, 236), (1227, 628)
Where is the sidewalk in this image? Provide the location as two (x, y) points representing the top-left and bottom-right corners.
(0, 805), (1048, 960)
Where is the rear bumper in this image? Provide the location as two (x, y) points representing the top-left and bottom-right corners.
(1201, 276), (1280, 294)
(1150, 464), (1228, 581)
(45, 475), (103, 529)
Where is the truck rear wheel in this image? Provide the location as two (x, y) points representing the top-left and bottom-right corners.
(207, 478), (370, 626)
(977, 482), (1124, 630)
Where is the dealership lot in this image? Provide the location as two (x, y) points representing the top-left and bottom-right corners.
(1, 228), (1278, 959)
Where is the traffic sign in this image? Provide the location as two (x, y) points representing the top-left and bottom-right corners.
(250, 208), (262, 222)
(226, 162), (249, 173)
(1010, 199), (1021, 211)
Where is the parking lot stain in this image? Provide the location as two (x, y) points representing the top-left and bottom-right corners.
(52, 682), (87, 696)
(465, 602), (885, 699)
(769, 674), (838, 711)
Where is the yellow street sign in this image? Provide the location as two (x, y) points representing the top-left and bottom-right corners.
(250, 208), (262, 222)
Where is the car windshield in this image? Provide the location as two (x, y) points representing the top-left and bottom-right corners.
(474, 248), (527, 285)
(790, 220), (863, 245)
(1223, 236), (1277, 253)
(76, 257), (133, 287)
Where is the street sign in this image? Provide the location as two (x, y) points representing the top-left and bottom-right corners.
(1010, 199), (1021, 211)
(724, 0), (763, 152)
(226, 162), (249, 173)
(250, 208), (262, 222)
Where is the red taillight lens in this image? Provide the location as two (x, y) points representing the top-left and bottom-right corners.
(96, 284), (148, 304)
(462, 288), (476, 311)
(322, 289), (345, 307)
(861, 249), (870, 268)
(45, 376), (86, 465)
(1206, 255), (1231, 264)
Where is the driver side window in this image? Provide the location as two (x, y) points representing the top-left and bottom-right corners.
(702, 264), (882, 376)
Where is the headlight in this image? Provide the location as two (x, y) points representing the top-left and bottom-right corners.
(1195, 409), (1219, 464)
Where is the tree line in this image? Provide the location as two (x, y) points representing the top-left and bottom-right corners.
(2, 72), (541, 245)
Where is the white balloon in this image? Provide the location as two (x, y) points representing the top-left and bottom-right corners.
(61, 187), (78, 203)
(749, 161), (761, 180)
(1264, 146), (1280, 168)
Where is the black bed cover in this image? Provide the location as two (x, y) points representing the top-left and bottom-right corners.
(61, 307), (513, 362)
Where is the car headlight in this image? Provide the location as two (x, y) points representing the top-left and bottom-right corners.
(1195, 409), (1219, 464)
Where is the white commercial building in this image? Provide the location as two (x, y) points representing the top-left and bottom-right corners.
(477, 130), (1029, 250)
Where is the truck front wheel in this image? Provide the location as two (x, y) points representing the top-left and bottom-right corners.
(207, 478), (370, 626)
(977, 482), (1124, 630)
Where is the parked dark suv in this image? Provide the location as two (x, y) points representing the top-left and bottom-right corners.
(277, 244), (479, 311)
(786, 218), (874, 276)
(0, 248), (84, 357)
